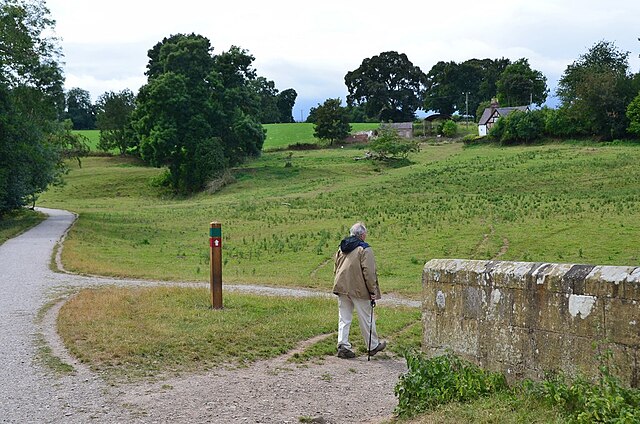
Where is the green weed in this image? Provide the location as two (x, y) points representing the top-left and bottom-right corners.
(394, 352), (507, 418)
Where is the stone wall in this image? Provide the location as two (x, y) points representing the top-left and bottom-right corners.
(422, 259), (640, 387)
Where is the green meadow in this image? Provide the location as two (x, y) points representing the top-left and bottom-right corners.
(76, 122), (380, 153)
(40, 139), (640, 299)
(74, 129), (101, 150)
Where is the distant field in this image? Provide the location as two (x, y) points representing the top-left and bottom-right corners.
(75, 123), (382, 154)
(263, 122), (380, 150)
(75, 129), (101, 151)
(39, 140), (640, 299)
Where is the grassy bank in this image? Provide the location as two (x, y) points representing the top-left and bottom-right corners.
(0, 209), (45, 245)
(39, 141), (640, 298)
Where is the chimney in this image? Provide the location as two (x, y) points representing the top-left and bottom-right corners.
(490, 98), (499, 110)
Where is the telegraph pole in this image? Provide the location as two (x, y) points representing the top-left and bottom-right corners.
(463, 92), (470, 127)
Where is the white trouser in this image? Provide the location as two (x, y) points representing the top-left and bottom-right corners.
(337, 294), (379, 351)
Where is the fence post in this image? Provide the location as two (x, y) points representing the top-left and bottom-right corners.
(209, 222), (223, 309)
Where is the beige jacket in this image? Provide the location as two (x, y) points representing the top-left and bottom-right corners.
(332, 245), (381, 300)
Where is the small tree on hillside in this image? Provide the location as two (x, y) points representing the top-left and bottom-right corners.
(369, 127), (419, 160)
(312, 98), (351, 144)
(96, 89), (136, 154)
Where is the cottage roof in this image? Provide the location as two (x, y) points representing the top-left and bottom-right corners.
(478, 105), (529, 125)
(478, 108), (494, 125)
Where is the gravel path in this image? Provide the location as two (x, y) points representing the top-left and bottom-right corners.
(0, 208), (416, 423)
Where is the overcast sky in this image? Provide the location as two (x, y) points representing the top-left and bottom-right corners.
(47, 0), (640, 120)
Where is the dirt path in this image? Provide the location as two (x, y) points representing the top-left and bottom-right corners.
(1, 208), (413, 423)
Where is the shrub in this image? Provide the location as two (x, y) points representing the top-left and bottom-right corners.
(442, 120), (458, 137)
(626, 92), (640, 137)
(369, 127), (419, 160)
(489, 110), (545, 144)
(394, 352), (507, 418)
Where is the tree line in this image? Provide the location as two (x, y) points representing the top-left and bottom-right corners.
(309, 42), (640, 144)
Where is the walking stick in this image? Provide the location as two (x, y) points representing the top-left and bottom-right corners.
(367, 299), (376, 362)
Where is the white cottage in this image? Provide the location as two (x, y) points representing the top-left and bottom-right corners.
(478, 99), (529, 136)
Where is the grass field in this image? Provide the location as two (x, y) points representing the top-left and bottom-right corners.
(262, 122), (380, 150)
(75, 129), (101, 151)
(58, 287), (420, 380)
(39, 139), (640, 299)
(76, 122), (381, 153)
(37, 130), (640, 420)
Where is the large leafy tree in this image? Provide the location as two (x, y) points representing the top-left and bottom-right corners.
(134, 34), (265, 193)
(65, 87), (95, 129)
(557, 40), (634, 139)
(250, 76), (279, 124)
(424, 58), (510, 117)
(312, 98), (351, 144)
(211, 45), (265, 164)
(95, 89), (136, 154)
(0, 0), (70, 214)
(496, 58), (548, 107)
(345, 51), (426, 122)
(276, 88), (297, 123)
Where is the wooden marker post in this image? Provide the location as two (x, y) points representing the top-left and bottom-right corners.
(209, 222), (223, 309)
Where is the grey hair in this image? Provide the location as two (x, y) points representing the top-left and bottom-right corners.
(349, 222), (367, 238)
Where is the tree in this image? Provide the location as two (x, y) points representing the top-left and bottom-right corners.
(496, 58), (548, 107)
(424, 58), (511, 117)
(276, 88), (297, 123)
(134, 34), (265, 193)
(0, 0), (67, 214)
(249, 76), (279, 124)
(369, 127), (419, 160)
(312, 98), (351, 144)
(557, 40), (634, 139)
(345, 51), (426, 122)
(65, 87), (95, 129)
(95, 89), (136, 154)
(211, 45), (265, 164)
(626, 93), (640, 137)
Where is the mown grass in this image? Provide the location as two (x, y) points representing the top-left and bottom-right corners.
(0, 209), (45, 245)
(74, 129), (101, 151)
(39, 141), (640, 299)
(57, 287), (419, 380)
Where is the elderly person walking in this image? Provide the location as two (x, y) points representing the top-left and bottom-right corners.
(332, 222), (386, 359)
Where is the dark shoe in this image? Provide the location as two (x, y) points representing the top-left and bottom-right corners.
(337, 347), (356, 359)
(368, 340), (387, 356)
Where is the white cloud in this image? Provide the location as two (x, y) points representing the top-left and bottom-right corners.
(47, 0), (640, 113)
